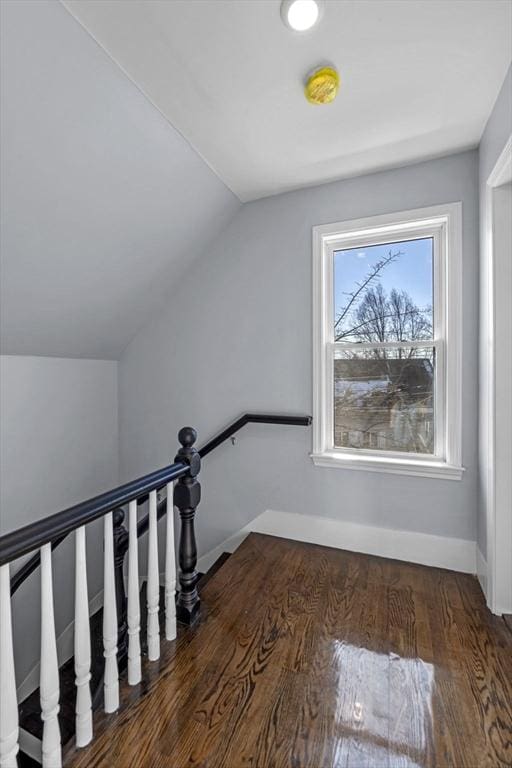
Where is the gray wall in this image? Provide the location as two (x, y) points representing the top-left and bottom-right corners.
(0, 0), (240, 359)
(119, 150), (479, 559)
(0, 355), (118, 685)
(477, 64), (512, 557)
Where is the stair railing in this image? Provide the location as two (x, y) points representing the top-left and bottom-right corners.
(113, 413), (313, 654)
(0, 413), (311, 767)
(0, 427), (200, 768)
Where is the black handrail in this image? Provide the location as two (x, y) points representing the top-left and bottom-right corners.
(0, 462), (188, 568)
(10, 497), (169, 595)
(6, 412), (311, 589)
(132, 413), (312, 537)
(199, 413), (312, 458)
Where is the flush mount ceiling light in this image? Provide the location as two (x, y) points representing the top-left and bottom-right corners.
(281, 0), (323, 32)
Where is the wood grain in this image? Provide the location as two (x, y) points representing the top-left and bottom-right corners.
(64, 533), (512, 768)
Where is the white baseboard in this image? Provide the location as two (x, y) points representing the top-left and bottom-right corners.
(197, 529), (254, 574)
(198, 510), (477, 576)
(19, 727), (42, 763)
(18, 728), (43, 763)
(16, 589), (104, 704)
(476, 547), (488, 599)
(477, 549), (512, 616)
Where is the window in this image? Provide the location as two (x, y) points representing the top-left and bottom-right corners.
(312, 204), (463, 479)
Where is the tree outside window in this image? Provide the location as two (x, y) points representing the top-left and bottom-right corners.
(333, 239), (434, 454)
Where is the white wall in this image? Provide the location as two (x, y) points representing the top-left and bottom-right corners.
(478, 64), (512, 560)
(119, 150), (479, 561)
(0, 355), (118, 687)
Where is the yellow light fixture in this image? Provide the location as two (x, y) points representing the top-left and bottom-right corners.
(305, 66), (340, 105)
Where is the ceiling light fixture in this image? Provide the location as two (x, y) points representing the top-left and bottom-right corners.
(305, 65), (340, 104)
(281, 0), (323, 32)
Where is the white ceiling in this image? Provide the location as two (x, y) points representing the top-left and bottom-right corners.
(0, 0), (239, 359)
(63, 0), (512, 202)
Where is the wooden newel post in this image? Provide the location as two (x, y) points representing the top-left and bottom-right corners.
(174, 427), (201, 626)
(112, 507), (129, 669)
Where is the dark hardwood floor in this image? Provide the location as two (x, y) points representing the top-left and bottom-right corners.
(64, 533), (512, 768)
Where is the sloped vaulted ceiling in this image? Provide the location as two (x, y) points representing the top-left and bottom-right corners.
(62, 0), (512, 201)
(0, 0), (240, 359)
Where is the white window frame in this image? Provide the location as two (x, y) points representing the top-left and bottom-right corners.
(312, 203), (464, 480)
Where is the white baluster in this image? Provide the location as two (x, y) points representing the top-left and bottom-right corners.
(165, 482), (177, 642)
(103, 513), (119, 713)
(127, 500), (141, 685)
(40, 544), (61, 768)
(147, 490), (160, 661)
(0, 563), (19, 768)
(74, 527), (92, 747)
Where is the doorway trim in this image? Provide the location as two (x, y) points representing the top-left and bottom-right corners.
(483, 133), (512, 615)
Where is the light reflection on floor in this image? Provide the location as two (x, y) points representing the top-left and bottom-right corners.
(331, 737), (424, 768)
(330, 640), (434, 767)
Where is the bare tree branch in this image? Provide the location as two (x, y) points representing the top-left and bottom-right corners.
(334, 250), (402, 331)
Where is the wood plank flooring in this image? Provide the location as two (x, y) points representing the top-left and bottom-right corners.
(64, 533), (512, 768)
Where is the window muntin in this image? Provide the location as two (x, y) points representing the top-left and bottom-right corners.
(312, 204), (462, 478)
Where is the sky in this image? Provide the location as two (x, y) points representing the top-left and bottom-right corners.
(334, 237), (433, 325)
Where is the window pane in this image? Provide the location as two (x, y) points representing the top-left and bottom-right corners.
(334, 347), (435, 454)
(334, 238), (433, 343)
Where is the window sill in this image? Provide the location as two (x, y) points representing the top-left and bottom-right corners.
(310, 451), (464, 480)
